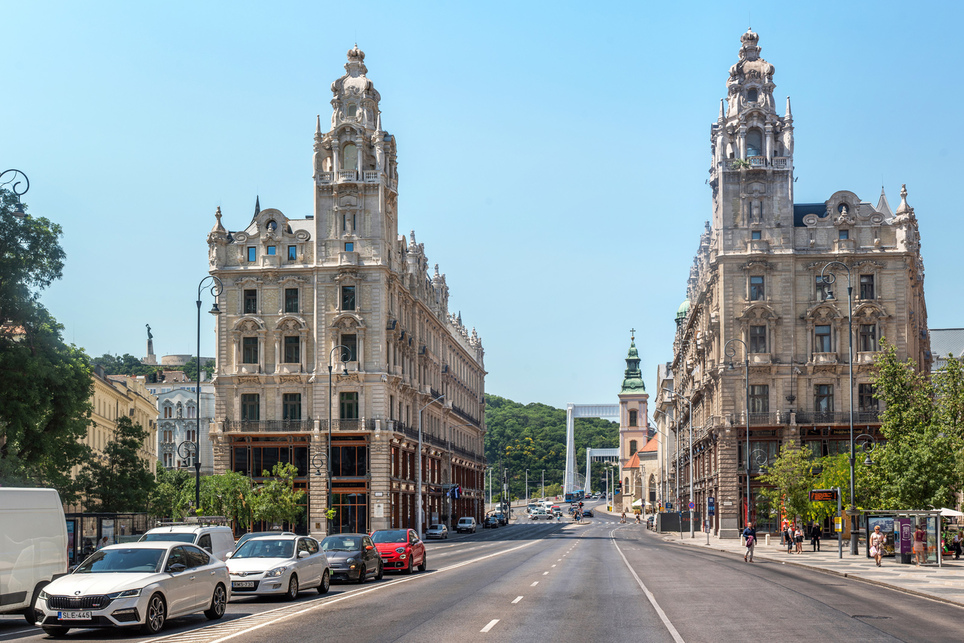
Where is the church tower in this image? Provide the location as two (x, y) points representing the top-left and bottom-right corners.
(709, 29), (795, 251)
(618, 332), (649, 511)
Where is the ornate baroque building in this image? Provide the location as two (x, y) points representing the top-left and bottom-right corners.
(656, 30), (930, 538)
(206, 47), (486, 537)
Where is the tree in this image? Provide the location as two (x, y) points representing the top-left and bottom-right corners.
(79, 416), (155, 512)
(0, 194), (94, 501)
(91, 353), (159, 378)
(252, 463), (305, 528)
(181, 357), (215, 382)
(871, 341), (964, 510)
(148, 466), (192, 521)
(757, 445), (819, 525)
(200, 471), (254, 530)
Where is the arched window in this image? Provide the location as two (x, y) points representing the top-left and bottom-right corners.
(746, 129), (763, 157)
(347, 104), (357, 118)
(628, 410), (638, 427)
(343, 143), (358, 171)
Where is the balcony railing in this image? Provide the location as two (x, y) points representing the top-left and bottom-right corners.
(316, 169), (393, 187)
(724, 156), (790, 171)
(319, 419), (376, 432)
(223, 420), (313, 433)
(794, 410), (880, 425)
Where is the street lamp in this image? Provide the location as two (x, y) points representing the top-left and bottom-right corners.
(195, 276), (223, 514)
(327, 345), (350, 533)
(724, 338), (750, 530)
(416, 393), (444, 539)
(662, 388), (694, 538)
(0, 169), (29, 218)
(822, 260), (857, 555)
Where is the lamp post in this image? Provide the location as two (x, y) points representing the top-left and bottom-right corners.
(195, 276), (223, 514)
(416, 393), (444, 539)
(662, 388), (694, 538)
(327, 345), (350, 532)
(1, 169), (30, 218)
(525, 469), (529, 507)
(822, 261), (856, 555)
(724, 338), (750, 530)
(541, 469), (545, 501)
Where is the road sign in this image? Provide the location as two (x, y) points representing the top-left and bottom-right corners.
(688, 502), (695, 510)
(665, 502), (673, 510)
(809, 489), (838, 502)
(708, 496), (715, 516)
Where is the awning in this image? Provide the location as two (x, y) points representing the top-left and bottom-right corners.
(632, 499), (643, 507)
(940, 507), (964, 517)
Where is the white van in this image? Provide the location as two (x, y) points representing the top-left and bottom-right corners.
(456, 517), (477, 533)
(0, 488), (68, 624)
(139, 522), (235, 560)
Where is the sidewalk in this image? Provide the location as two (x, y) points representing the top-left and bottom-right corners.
(666, 529), (964, 607)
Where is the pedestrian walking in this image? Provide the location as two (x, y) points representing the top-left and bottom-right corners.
(742, 523), (757, 562)
(794, 526), (804, 554)
(870, 524), (885, 567)
(810, 522), (821, 552)
(913, 523), (927, 566)
(952, 531), (962, 560)
(786, 523), (795, 554)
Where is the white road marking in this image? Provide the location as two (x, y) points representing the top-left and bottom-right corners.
(610, 528), (685, 643)
(481, 619), (500, 633)
(543, 571), (549, 575)
(531, 581), (539, 586)
(511, 596), (523, 604)
(551, 564), (556, 567)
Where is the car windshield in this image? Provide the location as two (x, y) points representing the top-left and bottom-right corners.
(429, 525), (443, 530)
(232, 539), (295, 559)
(321, 536), (362, 552)
(75, 548), (165, 574)
(140, 533), (196, 544)
(236, 532), (283, 549)
(371, 530), (407, 544)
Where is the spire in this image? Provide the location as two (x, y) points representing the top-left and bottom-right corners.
(896, 183), (914, 216)
(785, 96), (792, 120)
(316, 114), (321, 135)
(253, 195), (261, 218)
(876, 186), (894, 218)
(620, 330), (646, 394)
(718, 98), (725, 121)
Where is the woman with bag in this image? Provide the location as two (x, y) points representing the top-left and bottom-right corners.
(742, 523), (757, 563)
(870, 524), (885, 567)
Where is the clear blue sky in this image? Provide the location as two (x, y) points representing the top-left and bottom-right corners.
(5, 1), (961, 411)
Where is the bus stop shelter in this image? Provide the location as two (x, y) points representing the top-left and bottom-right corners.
(863, 510), (943, 567)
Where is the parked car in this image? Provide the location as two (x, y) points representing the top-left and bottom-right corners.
(371, 529), (425, 574)
(425, 524), (449, 539)
(139, 523), (235, 561)
(456, 517), (477, 533)
(0, 488), (68, 625)
(483, 515), (499, 529)
(235, 531), (296, 551)
(321, 534), (382, 583)
(226, 535), (330, 599)
(35, 541), (229, 636)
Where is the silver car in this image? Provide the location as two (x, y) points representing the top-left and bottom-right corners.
(226, 535), (330, 600)
(321, 534), (383, 583)
(425, 524), (449, 539)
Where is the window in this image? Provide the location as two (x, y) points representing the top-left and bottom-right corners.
(241, 394), (260, 421)
(266, 245), (276, 256)
(814, 384), (833, 413)
(342, 334), (357, 361)
(162, 430), (173, 443)
(838, 229), (849, 240)
(749, 325), (767, 353)
(749, 385), (769, 413)
(815, 276), (830, 301)
(244, 289), (257, 314)
(747, 88), (758, 102)
(247, 247), (256, 262)
(285, 288), (299, 313)
(341, 286), (356, 311)
(860, 274), (875, 300)
(242, 337), (259, 364)
(186, 429), (196, 442)
(814, 325), (832, 353)
(163, 406), (172, 419)
(859, 324), (878, 352)
(347, 104), (357, 118)
(628, 410), (637, 427)
(751, 230), (761, 240)
(287, 245), (297, 261)
(343, 143), (358, 170)
(163, 453), (173, 468)
(746, 129), (763, 157)
(749, 275), (765, 301)
(284, 336), (300, 363)
(345, 242), (354, 252)
(858, 383), (878, 411)
(629, 440), (638, 455)
(340, 392), (359, 420)
(283, 393), (302, 421)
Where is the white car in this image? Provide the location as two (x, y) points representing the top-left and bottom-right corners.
(226, 535), (330, 599)
(35, 541), (229, 637)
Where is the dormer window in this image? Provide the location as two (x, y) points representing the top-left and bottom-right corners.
(266, 220), (277, 231)
(747, 88), (758, 102)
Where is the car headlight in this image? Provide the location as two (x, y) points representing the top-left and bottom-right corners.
(38, 589), (49, 600)
(264, 566), (288, 578)
(107, 588), (142, 599)
(395, 547), (405, 553)
(346, 558), (355, 565)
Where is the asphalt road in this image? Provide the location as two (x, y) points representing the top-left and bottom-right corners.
(1, 506), (961, 642)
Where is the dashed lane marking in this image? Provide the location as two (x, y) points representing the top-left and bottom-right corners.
(511, 596), (523, 604)
(481, 619), (500, 633)
(531, 581), (539, 587)
(611, 528), (685, 643)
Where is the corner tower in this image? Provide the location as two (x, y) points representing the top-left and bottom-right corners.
(618, 333), (649, 510)
(709, 29), (795, 250)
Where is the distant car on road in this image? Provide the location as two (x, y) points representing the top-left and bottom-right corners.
(530, 510), (553, 520)
(235, 530), (296, 551)
(456, 517), (477, 533)
(425, 524), (449, 539)
(582, 508), (594, 518)
(493, 512), (508, 526)
(483, 515), (499, 529)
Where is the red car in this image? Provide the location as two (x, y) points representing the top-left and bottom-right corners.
(370, 529), (426, 574)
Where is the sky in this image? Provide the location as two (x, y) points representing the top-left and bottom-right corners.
(4, 1), (962, 411)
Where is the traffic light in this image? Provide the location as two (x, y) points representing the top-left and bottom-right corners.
(615, 482), (622, 495)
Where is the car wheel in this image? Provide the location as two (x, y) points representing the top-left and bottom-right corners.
(141, 592), (166, 634)
(403, 558), (414, 574)
(417, 555), (427, 573)
(356, 565), (367, 584)
(285, 575), (299, 600)
(204, 584), (227, 620)
(317, 569), (330, 594)
(23, 582), (47, 625)
(375, 561), (384, 580)
(42, 626), (69, 638)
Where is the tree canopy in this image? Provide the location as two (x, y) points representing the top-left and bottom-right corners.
(78, 415), (155, 512)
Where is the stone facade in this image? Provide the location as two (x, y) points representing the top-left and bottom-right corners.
(206, 47), (486, 538)
(663, 30), (930, 538)
(153, 384), (216, 476)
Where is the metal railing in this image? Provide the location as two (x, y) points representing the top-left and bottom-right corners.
(223, 420), (313, 432)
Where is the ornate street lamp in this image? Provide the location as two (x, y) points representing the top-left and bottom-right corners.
(327, 345), (350, 534)
(0, 169), (29, 217)
(724, 338), (750, 529)
(821, 260), (856, 554)
(195, 276), (222, 514)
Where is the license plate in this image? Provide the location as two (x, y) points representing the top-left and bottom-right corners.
(233, 581), (255, 589)
(58, 611), (92, 620)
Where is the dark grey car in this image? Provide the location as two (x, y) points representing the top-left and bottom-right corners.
(321, 534), (382, 583)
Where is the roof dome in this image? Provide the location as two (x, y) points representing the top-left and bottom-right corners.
(676, 299), (691, 319)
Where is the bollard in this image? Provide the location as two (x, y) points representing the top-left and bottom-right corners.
(765, 534), (770, 546)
